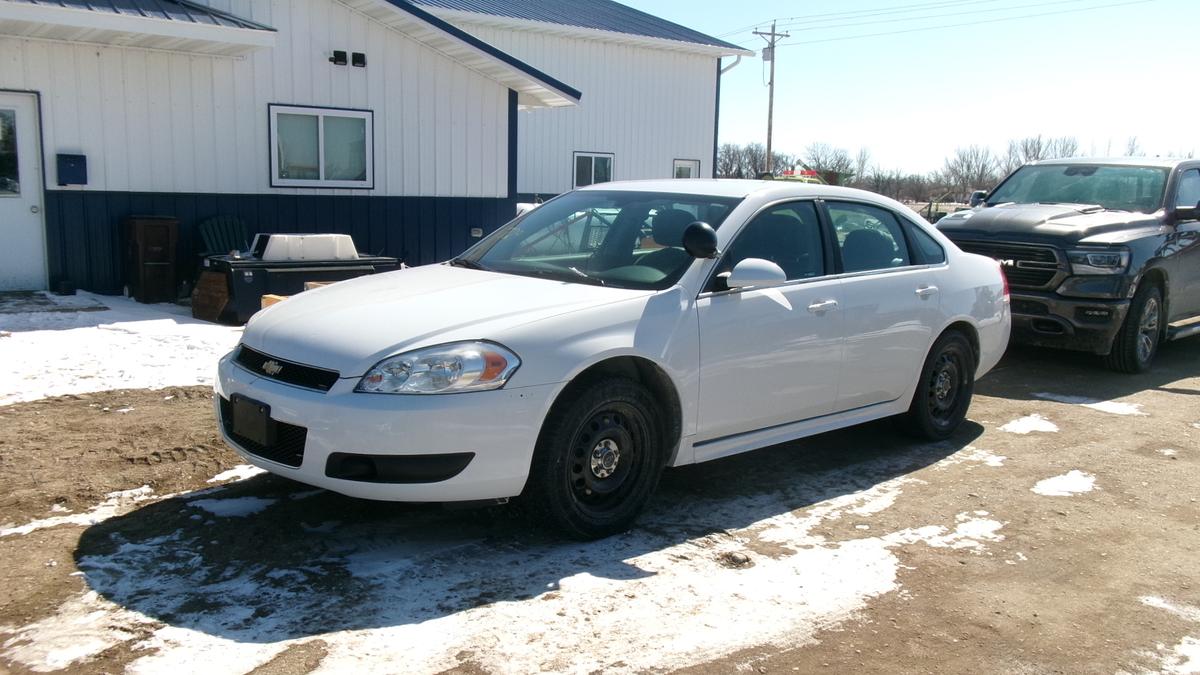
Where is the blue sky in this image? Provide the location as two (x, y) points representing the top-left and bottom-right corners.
(625, 0), (1199, 174)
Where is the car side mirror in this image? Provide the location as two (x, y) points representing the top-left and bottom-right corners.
(682, 221), (719, 258)
(726, 258), (787, 289)
(1174, 202), (1199, 223)
(969, 190), (989, 208)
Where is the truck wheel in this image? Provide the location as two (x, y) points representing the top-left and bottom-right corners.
(901, 331), (976, 440)
(1105, 283), (1162, 374)
(525, 378), (665, 540)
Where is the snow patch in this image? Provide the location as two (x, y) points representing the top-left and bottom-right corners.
(188, 497), (276, 518)
(0, 486), (154, 537)
(1033, 392), (1147, 416)
(999, 414), (1058, 434)
(1159, 449), (1179, 457)
(1032, 470), (1096, 496)
(936, 446), (1006, 469)
(206, 465), (266, 484)
(1141, 596), (1200, 624)
(0, 591), (147, 672)
(1, 455), (1009, 675)
(0, 293), (241, 406)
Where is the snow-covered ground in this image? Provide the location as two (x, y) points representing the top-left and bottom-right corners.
(0, 293), (242, 406)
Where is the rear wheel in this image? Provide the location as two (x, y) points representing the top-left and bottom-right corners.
(525, 378), (665, 540)
(1105, 283), (1162, 374)
(902, 331), (976, 440)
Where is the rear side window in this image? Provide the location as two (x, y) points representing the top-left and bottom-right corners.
(906, 223), (946, 264)
(827, 202), (911, 272)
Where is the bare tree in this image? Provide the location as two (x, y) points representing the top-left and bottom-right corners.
(717, 143), (742, 178)
(853, 147), (871, 186)
(1048, 136), (1080, 159)
(740, 143), (768, 177)
(944, 145), (998, 200)
(1124, 136), (1142, 157)
(1001, 135), (1081, 174)
(803, 142), (855, 177)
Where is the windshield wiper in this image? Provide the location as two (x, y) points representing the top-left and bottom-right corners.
(448, 258), (489, 271)
(513, 267), (606, 286)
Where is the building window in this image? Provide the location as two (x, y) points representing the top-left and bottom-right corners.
(269, 104), (373, 189)
(574, 152), (613, 188)
(674, 159), (700, 179)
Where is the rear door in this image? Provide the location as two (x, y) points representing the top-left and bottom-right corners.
(823, 200), (940, 411)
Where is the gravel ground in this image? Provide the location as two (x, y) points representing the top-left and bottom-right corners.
(0, 340), (1197, 674)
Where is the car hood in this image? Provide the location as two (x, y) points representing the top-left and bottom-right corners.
(241, 264), (651, 376)
(937, 203), (1162, 245)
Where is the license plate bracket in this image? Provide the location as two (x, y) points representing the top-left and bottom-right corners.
(231, 394), (275, 447)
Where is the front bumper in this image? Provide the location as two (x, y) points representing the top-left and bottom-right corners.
(1009, 291), (1130, 355)
(214, 352), (560, 502)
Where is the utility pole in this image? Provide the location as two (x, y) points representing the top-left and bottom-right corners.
(754, 21), (788, 175)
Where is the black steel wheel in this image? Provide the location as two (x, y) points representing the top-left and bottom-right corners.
(525, 377), (665, 540)
(902, 331), (976, 440)
(1105, 283), (1162, 374)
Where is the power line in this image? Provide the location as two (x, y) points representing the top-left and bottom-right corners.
(776, 0), (1155, 47)
(776, 0), (1111, 33)
(714, 0), (1010, 37)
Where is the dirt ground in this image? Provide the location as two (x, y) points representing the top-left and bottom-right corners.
(0, 341), (1198, 674)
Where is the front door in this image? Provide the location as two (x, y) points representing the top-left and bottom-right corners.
(1168, 168), (1200, 320)
(695, 200), (843, 456)
(0, 92), (46, 291)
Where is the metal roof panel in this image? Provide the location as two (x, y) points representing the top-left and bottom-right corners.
(8, 0), (274, 32)
(407, 0), (742, 51)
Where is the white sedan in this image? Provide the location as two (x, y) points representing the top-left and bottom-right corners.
(215, 180), (1010, 538)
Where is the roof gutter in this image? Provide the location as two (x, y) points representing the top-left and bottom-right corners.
(719, 54), (743, 75)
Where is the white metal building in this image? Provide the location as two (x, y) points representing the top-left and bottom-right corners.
(0, 0), (749, 292)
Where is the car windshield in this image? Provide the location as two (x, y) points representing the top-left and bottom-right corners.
(986, 164), (1169, 213)
(456, 190), (743, 290)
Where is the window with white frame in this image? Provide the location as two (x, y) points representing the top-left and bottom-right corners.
(574, 152), (613, 188)
(270, 104), (374, 189)
(674, 159), (701, 179)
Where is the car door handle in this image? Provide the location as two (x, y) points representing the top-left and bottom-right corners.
(915, 285), (939, 298)
(807, 299), (839, 313)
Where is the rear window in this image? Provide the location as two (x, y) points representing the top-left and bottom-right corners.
(987, 164), (1169, 213)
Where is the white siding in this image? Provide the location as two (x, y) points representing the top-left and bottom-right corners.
(0, 0), (511, 198)
(453, 24), (719, 196)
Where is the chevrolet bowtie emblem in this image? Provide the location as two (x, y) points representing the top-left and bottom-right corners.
(262, 360), (284, 376)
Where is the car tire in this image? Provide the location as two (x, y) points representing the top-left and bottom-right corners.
(525, 377), (665, 540)
(1104, 282), (1162, 374)
(901, 331), (976, 441)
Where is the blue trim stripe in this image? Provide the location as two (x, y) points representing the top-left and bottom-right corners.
(385, 0), (582, 103)
(507, 89), (518, 198)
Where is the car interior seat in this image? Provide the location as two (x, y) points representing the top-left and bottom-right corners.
(636, 208), (696, 273)
(841, 228), (897, 272)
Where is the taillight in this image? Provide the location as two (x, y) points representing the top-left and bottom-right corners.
(998, 261), (1010, 302)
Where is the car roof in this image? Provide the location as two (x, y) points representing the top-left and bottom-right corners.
(1029, 157), (1189, 169)
(576, 179), (890, 202)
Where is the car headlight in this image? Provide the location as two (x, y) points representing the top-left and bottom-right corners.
(1067, 248), (1129, 275)
(356, 341), (520, 394)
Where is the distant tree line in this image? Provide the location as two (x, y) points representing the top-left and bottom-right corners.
(716, 136), (1195, 203)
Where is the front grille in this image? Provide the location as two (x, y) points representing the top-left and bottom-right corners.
(219, 397), (307, 468)
(953, 240), (1063, 289)
(235, 345), (340, 392)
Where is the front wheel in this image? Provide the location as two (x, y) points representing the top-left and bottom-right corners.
(1105, 283), (1162, 374)
(525, 378), (665, 540)
(902, 331), (976, 440)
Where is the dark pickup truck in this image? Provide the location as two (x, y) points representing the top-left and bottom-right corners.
(938, 158), (1200, 372)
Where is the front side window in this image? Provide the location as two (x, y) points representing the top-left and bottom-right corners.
(827, 202), (911, 273)
(574, 152), (613, 188)
(270, 104), (373, 188)
(674, 159), (701, 179)
(987, 164), (1168, 213)
(1176, 169), (1200, 208)
(458, 190), (741, 290)
(716, 201), (825, 283)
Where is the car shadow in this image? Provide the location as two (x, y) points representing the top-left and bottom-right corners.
(74, 419), (980, 645)
(976, 337), (1200, 403)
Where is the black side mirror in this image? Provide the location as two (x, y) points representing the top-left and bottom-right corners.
(1174, 204), (1199, 223)
(969, 190), (989, 208)
(682, 221), (719, 259)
